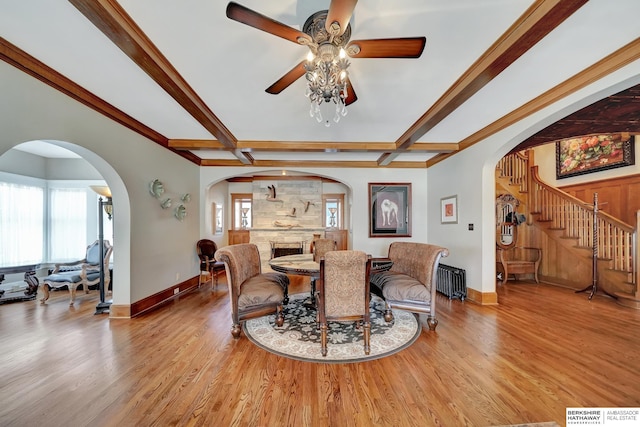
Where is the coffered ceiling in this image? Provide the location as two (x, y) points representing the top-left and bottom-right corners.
(1, 1), (639, 167)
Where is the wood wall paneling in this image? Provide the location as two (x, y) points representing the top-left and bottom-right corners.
(559, 173), (640, 226)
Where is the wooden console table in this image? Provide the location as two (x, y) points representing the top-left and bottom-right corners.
(0, 264), (40, 303)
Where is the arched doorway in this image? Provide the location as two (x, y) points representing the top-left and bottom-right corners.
(0, 139), (131, 312)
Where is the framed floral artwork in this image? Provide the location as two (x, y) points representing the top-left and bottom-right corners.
(440, 195), (458, 224)
(556, 133), (635, 179)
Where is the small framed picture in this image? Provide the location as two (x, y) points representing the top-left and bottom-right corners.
(441, 195), (458, 224)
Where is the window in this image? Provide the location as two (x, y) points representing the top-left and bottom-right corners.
(0, 181), (44, 267)
(231, 193), (252, 230)
(1, 172), (110, 268)
(323, 194), (344, 229)
(49, 188), (87, 262)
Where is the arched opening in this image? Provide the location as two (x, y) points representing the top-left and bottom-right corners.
(0, 139), (131, 310)
(201, 170), (354, 258)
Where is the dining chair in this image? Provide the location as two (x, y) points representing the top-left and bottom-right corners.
(196, 239), (226, 289)
(310, 238), (337, 299)
(215, 243), (289, 338)
(316, 250), (372, 357)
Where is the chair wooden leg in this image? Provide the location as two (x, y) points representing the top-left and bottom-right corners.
(69, 285), (77, 306)
(363, 321), (371, 355)
(275, 304), (284, 327)
(320, 323), (328, 357)
(383, 303), (394, 322)
(231, 323), (242, 338)
(427, 316), (438, 331)
(40, 284), (50, 305)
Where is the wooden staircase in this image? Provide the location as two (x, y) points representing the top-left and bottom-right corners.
(496, 151), (640, 308)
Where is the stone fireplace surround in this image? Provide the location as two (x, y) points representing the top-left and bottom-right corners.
(249, 180), (325, 271)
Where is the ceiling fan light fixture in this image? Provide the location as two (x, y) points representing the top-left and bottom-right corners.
(300, 10), (352, 127)
(226, 3), (426, 121)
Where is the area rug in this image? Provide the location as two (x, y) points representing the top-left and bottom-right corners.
(243, 293), (420, 363)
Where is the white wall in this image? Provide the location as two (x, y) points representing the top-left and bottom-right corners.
(0, 149), (47, 178)
(0, 61), (200, 306)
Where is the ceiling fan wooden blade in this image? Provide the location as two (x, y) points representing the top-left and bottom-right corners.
(345, 78), (357, 106)
(226, 2), (312, 45)
(347, 37), (426, 58)
(325, 0), (358, 36)
(265, 61), (307, 94)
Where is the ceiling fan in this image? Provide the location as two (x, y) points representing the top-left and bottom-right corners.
(226, 0), (426, 110)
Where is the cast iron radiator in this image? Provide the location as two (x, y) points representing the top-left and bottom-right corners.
(436, 264), (467, 301)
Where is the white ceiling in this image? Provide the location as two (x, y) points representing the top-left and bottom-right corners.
(2, 0), (639, 165)
(13, 140), (80, 159)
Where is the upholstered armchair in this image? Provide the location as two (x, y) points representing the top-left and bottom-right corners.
(215, 243), (289, 338)
(370, 242), (449, 331)
(41, 240), (113, 306)
(316, 250), (372, 357)
(196, 239), (225, 289)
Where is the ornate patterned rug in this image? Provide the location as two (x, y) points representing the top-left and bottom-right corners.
(243, 293), (420, 363)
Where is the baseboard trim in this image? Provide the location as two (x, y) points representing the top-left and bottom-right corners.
(466, 287), (498, 305)
(118, 276), (200, 318)
(109, 304), (131, 318)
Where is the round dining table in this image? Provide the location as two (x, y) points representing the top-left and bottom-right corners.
(269, 253), (394, 277)
(268, 253), (393, 309)
(269, 253), (319, 277)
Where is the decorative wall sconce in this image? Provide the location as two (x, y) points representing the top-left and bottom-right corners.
(149, 179), (164, 198)
(241, 207), (250, 229)
(149, 179), (190, 221)
(329, 207), (337, 228)
(174, 204), (186, 221)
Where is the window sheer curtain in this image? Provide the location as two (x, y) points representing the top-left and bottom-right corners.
(49, 188), (87, 262)
(0, 182), (44, 267)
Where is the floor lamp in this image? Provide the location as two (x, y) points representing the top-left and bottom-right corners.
(91, 186), (113, 315)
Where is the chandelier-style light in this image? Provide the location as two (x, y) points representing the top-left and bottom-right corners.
(304, 45), (350, 127)
(301, 10), (353, 127)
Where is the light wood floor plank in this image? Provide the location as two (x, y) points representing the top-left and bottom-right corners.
(1, 279), (639, 426)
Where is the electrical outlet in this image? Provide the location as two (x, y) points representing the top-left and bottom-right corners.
(175, 272), (180, 280)
(174, 288), (179, 295)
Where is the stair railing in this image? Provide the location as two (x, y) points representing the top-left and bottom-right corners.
(529, 166), (636, 282)
(496, 151), (530, 194)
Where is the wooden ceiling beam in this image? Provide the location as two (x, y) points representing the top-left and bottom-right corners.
(426, 38), (640, 168)
(168, 139), (458, 153)
(199, 159), (427, 168)
(376, 0), (588, 164)
(0, 37), (202, 165)
(69, 0), (240, 155)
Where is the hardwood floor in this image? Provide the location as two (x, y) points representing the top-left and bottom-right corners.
(1, 277), (638, 427)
